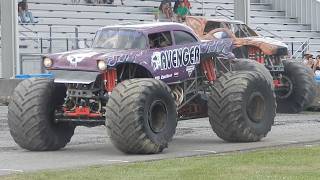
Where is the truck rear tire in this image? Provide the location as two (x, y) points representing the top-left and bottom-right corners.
(208, 71), (276, 142)
(106, 79), (177, 154)
(8, 78), (75, 151)
(276, 60), (317, 113)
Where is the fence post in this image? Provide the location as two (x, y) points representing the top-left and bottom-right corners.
(234, 0), (250, 24)
(0, 0), (19, 78)
(49, 26), (52, 53)
(40, 54), (45, 74)
(19, 54), (23, 74)
(75, 27), (79, 49)
(302, 43), (305, 58)
(66, 38), (69, 51)
(40, 38), (43, 54)
(202, 0), (204, 16)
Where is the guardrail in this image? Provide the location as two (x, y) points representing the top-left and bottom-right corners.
(19, 37), (93, 54)
(291, 38), (311, 60)
(255, 26), (283, 40)
(215, 5), (233, 20)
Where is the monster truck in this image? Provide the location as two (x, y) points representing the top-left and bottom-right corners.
(186, 16), (317, 114)
(8, 23), (276, 154)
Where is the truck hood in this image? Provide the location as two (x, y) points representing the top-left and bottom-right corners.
(239, 36), (288, 56)
(47, 48), (139, 71)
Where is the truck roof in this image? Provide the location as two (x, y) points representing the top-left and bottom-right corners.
(99, 22), (196, 34)
(205, 18), (245, 25)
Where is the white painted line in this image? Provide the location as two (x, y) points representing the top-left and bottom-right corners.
(193, 150), (217, 154)
(305, 144), (313, 147)
(0, 169), (24, 173)
(107, 160), (129, 163)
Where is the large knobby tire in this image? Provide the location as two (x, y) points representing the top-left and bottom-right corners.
(276, 60), (317, 113)
(106, 79), (177, 154)
(231, 59), (273, 84)
(8, 78), (75, 151)
(208, 71), (276, 142)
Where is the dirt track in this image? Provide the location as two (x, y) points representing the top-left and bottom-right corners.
(0, 106), (320, 175)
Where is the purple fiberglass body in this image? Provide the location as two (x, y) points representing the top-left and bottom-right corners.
(46, 22), (235, 84)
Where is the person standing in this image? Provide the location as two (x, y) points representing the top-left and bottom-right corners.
(159, 0), (174, 20)
(176, 2), (188, 22)
(174, 0), (191, 14)
(313, 55), (320, 74)
(18, 0), (38, 24)
(302, 51), (315, 69)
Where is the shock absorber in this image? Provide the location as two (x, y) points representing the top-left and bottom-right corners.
(248, 47), (256, 60)
(257, 50), (265, 64)
(104, 68), (117, 93)
(201, 58), (216, 83)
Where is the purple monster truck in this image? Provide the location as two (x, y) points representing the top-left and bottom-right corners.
(8, 23), (276, 154)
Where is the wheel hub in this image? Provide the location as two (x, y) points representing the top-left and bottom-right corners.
(247, 92), (266, 123)
(275, 75), (293, 99)
(148, 100), (168, 133)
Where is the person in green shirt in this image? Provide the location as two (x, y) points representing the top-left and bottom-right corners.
(176, 2), (189, 22)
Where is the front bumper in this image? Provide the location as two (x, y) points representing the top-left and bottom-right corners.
(50, 70), (100, 84)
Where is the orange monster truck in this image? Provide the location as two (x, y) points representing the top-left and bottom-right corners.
(186, 16), (317, 113)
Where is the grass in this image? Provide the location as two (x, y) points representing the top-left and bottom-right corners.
(3, 146), (320, 180)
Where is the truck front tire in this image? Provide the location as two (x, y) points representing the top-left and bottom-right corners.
(8, 78), (75, 151)
(106, 79), (177, 154)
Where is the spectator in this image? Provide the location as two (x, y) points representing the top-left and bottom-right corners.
(173, 0), (180, 13)
(313, 55), (320, 74)
(302, 51), (315, 69)
(183, 0), (191, 10)
(153, 9), (160, 22)
(159, 0), (174, 20)
(174, 0), (191, 14)
(176, 2), (188, 22)
(18, 0), (38, 24)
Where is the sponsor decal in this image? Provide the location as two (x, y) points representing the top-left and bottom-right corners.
(161, 74), (173, 80)
(200, 39), (234, 58)
(155, 74), (173, 80)
(151, 45), (201, 71)
(186, 65), (195, 77)
(107, 54), (131, 66)
(174, 72), (179, 77)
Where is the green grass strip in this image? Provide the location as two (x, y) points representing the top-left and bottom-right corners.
(3, 146), (320, 180)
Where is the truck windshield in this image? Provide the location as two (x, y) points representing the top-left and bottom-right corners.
(92, 29), (147, 50)
(228, 23), (258, 38)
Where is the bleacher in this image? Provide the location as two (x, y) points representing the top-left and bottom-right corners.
(10, 0), (320, 73)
